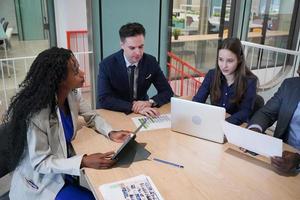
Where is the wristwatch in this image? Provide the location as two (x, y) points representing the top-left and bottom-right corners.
(296, 154), (300, 171)
(149, 99), (157, 107)
(294, 153), (300, 173)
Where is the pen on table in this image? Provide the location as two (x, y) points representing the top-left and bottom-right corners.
(132, 119), (147, 135)
(152, 158), (184, 168)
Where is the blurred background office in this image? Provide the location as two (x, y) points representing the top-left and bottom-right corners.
(0, 0), (300, 199)
(0, 0), (299, 116)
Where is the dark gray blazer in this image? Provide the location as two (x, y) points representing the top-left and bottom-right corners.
(249, 77), (300, 142)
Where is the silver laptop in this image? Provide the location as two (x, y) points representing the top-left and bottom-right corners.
(171, 97), (226, 143)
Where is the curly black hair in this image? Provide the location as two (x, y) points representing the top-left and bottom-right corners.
(1, 47), (73, 171)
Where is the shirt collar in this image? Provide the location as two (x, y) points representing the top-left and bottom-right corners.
(220, 74), (234, 87)
(220, 74), (226, 83)
(123, 53), (138, 68)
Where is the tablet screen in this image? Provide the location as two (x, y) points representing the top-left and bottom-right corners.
(111, 133), (136, 160)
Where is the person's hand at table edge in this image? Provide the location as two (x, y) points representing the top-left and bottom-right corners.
(271, 151), (300, 174)
(80, 152), (116, 169)
(109, 130), (131, 143)
(138, 107), (160, 117)
(132, 100), (152, 113)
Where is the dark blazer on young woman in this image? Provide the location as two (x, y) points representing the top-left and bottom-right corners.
(193, 69), (257, 125)
(97, 50), (173, 114)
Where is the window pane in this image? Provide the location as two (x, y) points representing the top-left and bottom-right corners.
(170, 0), (231, 74)
(246, 0), (295, 69)
(247, 0), (294, 48)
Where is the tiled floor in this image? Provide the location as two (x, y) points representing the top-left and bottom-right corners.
(0, 36), (49, 116)
(0, 36), (49, 59)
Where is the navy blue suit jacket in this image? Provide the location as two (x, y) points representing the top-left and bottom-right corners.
(97, 50), (173, 114)
(249, 77), (300, 142)
(193, 69), (257, 125)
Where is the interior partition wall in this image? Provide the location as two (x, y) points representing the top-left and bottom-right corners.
(91, 0), (170, 108)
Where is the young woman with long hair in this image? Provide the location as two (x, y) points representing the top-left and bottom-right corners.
(193, 38), (258, 125)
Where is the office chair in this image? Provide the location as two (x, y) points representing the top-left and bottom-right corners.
(207, 21), (218, 34)
(250, 94), (265, 118)
(0, 21), (9, 46)
(252, 28), (262, 33)
(0, 18), (5, 24)
(2, 21), (8, 32)
(1, 21), (12, 49)
(0, 22), (6, 46)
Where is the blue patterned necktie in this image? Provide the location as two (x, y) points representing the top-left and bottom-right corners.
(129, 65), (136, 100)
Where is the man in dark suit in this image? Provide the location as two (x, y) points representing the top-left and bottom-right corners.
(248, 77), (300, 173)
(98, 22), (173, 117)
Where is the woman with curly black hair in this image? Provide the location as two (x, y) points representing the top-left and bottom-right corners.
(3, 47), (130, 200)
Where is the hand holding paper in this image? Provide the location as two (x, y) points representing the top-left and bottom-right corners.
(222, 121), (282, 157)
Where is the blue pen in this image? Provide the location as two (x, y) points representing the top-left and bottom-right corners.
(153, 158), (184, 168)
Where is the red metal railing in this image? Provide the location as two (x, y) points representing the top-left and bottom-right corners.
(66, 30), (90, 88)
(167, 52), (206, 96)
(66, 30), (88, 51)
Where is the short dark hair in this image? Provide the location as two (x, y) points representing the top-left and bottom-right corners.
(119, 22), (146, 42)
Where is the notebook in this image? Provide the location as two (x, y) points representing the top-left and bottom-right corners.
(171, 97), (226, 143)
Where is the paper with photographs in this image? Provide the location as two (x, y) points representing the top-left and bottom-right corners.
(99, 174), (164, 200)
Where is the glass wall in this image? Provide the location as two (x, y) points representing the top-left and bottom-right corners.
(245, 0), (296, 69)
(246, 0), (294, 48)
(170, 0), (232, 73)
(169, 0), (299, 75)
(0, 0), (51, 115)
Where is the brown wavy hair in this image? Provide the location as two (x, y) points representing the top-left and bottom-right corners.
(210, 38), (257, 105)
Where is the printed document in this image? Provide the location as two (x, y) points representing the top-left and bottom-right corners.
(99, 174), (164, 200)
(132, 114), (171, 131)
(222, 121), (282, 157)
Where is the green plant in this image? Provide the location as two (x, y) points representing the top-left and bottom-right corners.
(172, 16), (185, 23)
(213, 12), (220, 17)
(172, 28), (181, 39)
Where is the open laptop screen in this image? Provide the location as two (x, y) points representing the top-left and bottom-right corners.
(171, 97), (225, 143)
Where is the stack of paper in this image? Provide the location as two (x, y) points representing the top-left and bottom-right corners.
(132, 114), (171, 131)
(99, 174), (164, 200)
